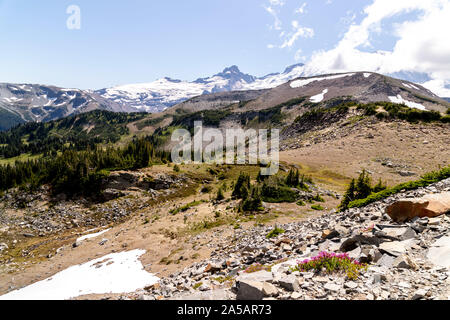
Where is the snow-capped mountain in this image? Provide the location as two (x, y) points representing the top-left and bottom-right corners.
(0, 83), (133, 131)
(96, 64), (307, 113)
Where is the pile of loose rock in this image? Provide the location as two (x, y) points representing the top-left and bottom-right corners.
(0, 172), (191, 237)
(126, 178), (450, 301)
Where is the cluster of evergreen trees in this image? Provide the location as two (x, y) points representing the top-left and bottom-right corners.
(339, 170), (387, 211)
(285, 168), (311, 190)
(232, 172), (264, 213)
(230, 169), (315, 212)
(0, 137), (170, 197)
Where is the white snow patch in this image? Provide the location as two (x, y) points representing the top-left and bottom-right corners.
(363, 73), (372, 78)
(0, 249), (158, 300)
(245, 65), (306, 90)
(76, 229), (111, 243)
(403, 83), (422, 91)
(403, 83), (413, 89)
(388, 95), (427, 111)
(290, 73), (356, 88)
(60, 88), (80, 92)
(17, 85), (31, 91)
(310, 89), (328, 103)
(44, 98), (57, 107)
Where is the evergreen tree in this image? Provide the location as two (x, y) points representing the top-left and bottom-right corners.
(232, 172), (251, 200)
(241, 187), (264, 213)
(373, 178), (387, 193)
(355, 170), (372, 199)
(216, 187), (225, 201)
(339, 179), (356, 211)
(286, 168), (302, 187)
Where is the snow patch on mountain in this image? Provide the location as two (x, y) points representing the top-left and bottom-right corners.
(310, 89), (329, 103)
(290, 73), (355, 88)
(388, 94), (427, 111)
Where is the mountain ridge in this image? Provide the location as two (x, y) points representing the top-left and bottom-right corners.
(96, 64), (307, 113)
(0, 83), (137, 131)
(1, 66), (448, 132)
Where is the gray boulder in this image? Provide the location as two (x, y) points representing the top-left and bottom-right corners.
(278, 275), (300, 292)
(236, 280), (264, 300)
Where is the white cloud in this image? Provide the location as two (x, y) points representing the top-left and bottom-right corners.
(265, 6), (283, 30)
(295, 3), (307, 14)
(269, 0), (285, 5)
(264, 0), (315, 50)
(303, 0), (450, 96)
(280, 20), (314, 48)
(264, 0), (285, 30)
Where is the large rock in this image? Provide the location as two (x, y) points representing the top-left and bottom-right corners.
(236, 270), (273, 283)
(379, 240), (414, 257)
(278, 275), (300, 292)
(378, 227), (417, 241)
(170, 289), (234, 300)
(393, 254), (418, 270)
(426, 235), (450, 269)
(386, 192), (450, 222)
(340, 235), (381, 252)
(262, 282), (279, 297)
(377, 254), (396, 267)
(236, 280), (264, 300)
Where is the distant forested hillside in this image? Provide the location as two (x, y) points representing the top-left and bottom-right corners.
(0, 110), (148, 159)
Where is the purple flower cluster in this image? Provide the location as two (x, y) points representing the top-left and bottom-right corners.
(293, 251), (367, 280)
(296, 251), (364, 269)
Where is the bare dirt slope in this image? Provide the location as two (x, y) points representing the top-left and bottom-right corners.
(280, 117), (450, 191)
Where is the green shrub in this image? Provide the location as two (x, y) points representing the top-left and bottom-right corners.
(311, 204), (324, 211)
(266, 225), (285, 239)
(243, 263), (271, 273)
(312, 194), (325, 202)
(173, 164), (180, 172)
(193, 282), (203, 290)
(261, 183), (298, 203)
(170, 200), (204, 215)
(201, 185), (212, 193)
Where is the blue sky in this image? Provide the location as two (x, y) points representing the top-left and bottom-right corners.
(0, 0), (449, 95)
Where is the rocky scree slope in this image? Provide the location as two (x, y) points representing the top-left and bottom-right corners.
(124, 178), (450, 301)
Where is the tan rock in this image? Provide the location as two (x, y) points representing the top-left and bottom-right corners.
(386, 192), (450, 222)
(262, 282), (278, 297)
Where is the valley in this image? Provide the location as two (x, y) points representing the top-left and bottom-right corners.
(0, 71), (449, 301)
